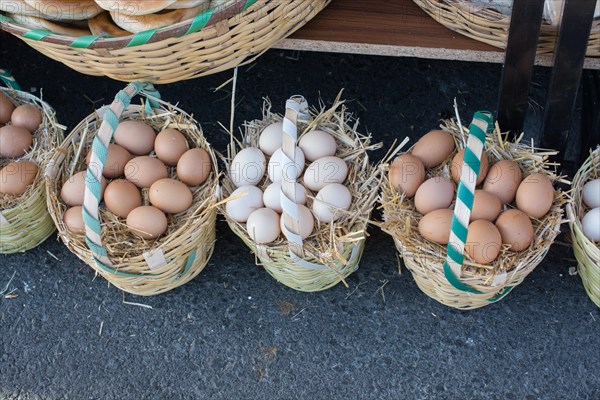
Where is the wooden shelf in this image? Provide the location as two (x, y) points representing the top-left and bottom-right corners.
(276, 0), (600, 70)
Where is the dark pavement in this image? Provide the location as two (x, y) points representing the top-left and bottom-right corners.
(0, 32), (598, 400)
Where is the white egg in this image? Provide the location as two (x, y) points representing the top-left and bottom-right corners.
(263, 181), (307, 213)
(280, 204), (314, 240)
(230, 147), (266, 187)
(259, 122), (284, 156)
(312, 183), (352, 223)
(582, 207), (600, 242)
(298, 129), (337, 162)
(225, 185), (264, 222)
(582, 179), (600, 209)
(303, 156), (348, 192)
(268, 147), (305, 182)
(246, 208), (281, 244)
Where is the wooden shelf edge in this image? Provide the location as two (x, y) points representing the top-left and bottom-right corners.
(274, 38), (600, 70)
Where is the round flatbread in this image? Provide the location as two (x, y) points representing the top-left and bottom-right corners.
(110, 5), (202, 33)
(88, 11), (131, 37)
(95, 0), (177, 16)
(166, 0), (210, 9)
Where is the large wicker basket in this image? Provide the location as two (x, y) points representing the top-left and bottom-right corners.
(0, 69), (64, 254)
(381, 113), (568, 310)
(567, 148), (599, 307)
(220, 95), (382, 292)
(46, 82), (220, 296)
(413, 0), (599, 57)
(0, 1), (330, 84)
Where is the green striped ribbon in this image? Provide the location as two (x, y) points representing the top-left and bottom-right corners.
(0, 69), (21, 90)
(3, 0), (261, 49)
(443, 111), (512, 302)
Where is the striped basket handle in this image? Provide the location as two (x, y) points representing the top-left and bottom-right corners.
(442, 111), (513, 302)
(83, 81), (161, 275)
(279, 96), (362, 270)
(0, 69), (21, 90)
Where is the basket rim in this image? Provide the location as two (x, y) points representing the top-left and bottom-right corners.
(0, 0), (260, 49)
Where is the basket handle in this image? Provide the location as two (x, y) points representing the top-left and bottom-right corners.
(278, 95), (362, 271)
(82, 81), (161, 274)
(0, 69), (21, 90)
(442, 111), (513, 301)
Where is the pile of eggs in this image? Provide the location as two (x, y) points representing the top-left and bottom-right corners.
(0, 92), (43, 196)
(390, 129), (555, 265)
(225, 121), (352, 244)
(580, 178), (600, 242)
(60, 120), (212, 240)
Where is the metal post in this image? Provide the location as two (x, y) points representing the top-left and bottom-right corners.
(497, 0), (545, 137)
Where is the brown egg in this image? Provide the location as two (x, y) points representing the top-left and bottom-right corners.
(103, 179), (142, 218)
(418, 208), (453, 244)
(124, 156), (168, 188)
(0, 161), (38, 195)
(389, 154), (425, 198)
(411, 130), (455, 168)
(414, 176), (454, 215)
(0, 92), (15, 125)
(126, 205), (168, 240)
(0, 125), (33, 158)
(471, 190), (502, 222)
(11, 104), (43, 132)
(63, 206), (85, 234)
(465, 220), (502, 264)
(154, 128), (189, 166)
(60, 171), (107, 207)
(149, 178), (193, 214)
(483, 160), (522, 204)
(515, 173), (554, 218)
(113, 120), (156, 155)
(495, 209), (534, 252)
(86, 143), (132, 179)
(177, 148), (212, 186)
(451, 149), (489, 185)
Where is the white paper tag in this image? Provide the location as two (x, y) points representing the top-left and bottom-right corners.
(143, 248), (167, 270)
(0, 212), (9, 228)
(491, 272), (508, 287)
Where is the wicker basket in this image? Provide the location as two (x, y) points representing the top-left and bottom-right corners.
(0, 69), (64, 254)
(567, 148), (599, 307)
(0, 0), (330, 84)
(220, 95), (382, 292)
(46, 82), (219, 296)
(413, 0), (599, 57)
(381, 112), (568, 310)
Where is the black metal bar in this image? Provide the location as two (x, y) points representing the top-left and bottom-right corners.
(540, 0), (596, 171)
(496, 0), (545, 136)
(580, 70), (600, 166)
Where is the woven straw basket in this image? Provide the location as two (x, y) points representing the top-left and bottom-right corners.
(567, 148), (599, 307)
(220, 95), (382, 292)
(46, 82), (219, 296)
(1, 69), (64, 254)
(413, 0), (599, 57)
(0, 0), (330, 84)
(381, 112), (568, 310)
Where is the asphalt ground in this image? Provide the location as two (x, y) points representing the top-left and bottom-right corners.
(0, 32), (599, 400)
